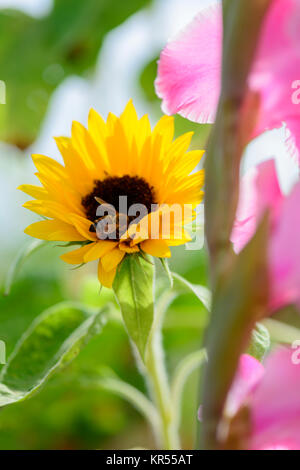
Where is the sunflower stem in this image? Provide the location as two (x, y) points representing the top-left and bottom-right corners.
(114, 254), (180, 449)
(145, 328), (180, 450)
(142, 289), (180, 450)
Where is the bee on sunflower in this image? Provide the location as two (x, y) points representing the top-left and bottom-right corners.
(19, 101), (204, 288)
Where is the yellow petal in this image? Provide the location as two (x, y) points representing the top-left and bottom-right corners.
(126, 214), (151, 245)
(87, 109), (109, 171)
(24, 220), (85, 241)
(101, 247), (125, 272)
(71, 121), (98, 173)
(54, 136), (93, 194)
(18, 184), (49, 200)
(73, 120), (108, 178)
(141, 239), (171, 258)
(136, 114), (152, 151)
(68, 214), (97, 241)
(153, 115), (174, 146)
(106, 112), (118, 135)
(32, 154), (67, 180)
(165, 132), (193, 163)
(119, 242), (139, 253)
(60, 243), (95, 265)
(23, 200), (80, 224)
(120, 99), (139, 141)
(35, 169), (83, 214)
(83, 240), (118, 262)
(135, 135), (152, 177)
(98, 260), (117, 288)
(146, 132), (163, 184)
(23, 200), (52, 218)
(166, 230), (192, 246)
(168, 150), (205, 178)
(88, 108), (107, 142)
(164, 170), (205, 204)
(106, 120), (130, 176)
(175, 170), (205, 192)
(35, 172), (76, 210)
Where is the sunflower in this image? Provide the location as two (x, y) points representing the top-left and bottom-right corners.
(19, 101), (204, 287)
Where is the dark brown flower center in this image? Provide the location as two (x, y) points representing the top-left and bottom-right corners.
(81, 175), (156, 239)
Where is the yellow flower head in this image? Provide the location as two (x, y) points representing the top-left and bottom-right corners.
(19, 101), (204, 287)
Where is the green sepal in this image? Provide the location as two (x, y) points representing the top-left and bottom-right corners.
(113, 253), (154, 361)
(247, 322), (270, 361)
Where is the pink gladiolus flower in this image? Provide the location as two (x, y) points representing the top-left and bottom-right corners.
(231, 160), (283, 254)
(223, 349), (300, 450)
(231, 159), (300, 312)
(155, 0), (300, 163)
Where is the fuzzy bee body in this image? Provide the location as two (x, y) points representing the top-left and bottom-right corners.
(89, 196), (129, 240)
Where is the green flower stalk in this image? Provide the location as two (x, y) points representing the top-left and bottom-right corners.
(201, 0), (272, 450)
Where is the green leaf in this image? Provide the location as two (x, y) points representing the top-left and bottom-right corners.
(3, 240), (48, 296)
(172, 273), (211, 311)
(113, 254), (154, 361)
(247, 323), (270, 361)
(0, 301), (107, 407)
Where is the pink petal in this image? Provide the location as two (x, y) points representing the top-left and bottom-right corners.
(225, 354), (264, 418)
(231, 159), (300, 311)
(269, 180), (300, 311)
(155, 3), (222, 123)
(250, 0), (300, 162)
(230, 159), (283, 253)
(250, 347), (300, 450)
(156, 0), (300, 163)
(251, 423), (300, 450)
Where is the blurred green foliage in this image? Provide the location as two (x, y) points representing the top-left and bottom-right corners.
(0, 0), (151, 148)
(0, 245), (208, 449)
(139, 55), (159, 103)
